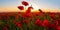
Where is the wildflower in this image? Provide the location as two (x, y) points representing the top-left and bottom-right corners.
(57, 26), (60, 30)
(55, 20), (58, 26)
(1, 16), (7, 20)
(18, 6), (24, 10)
(48, 23), (57, 30)
(22, 1), (29, 6)
(2, 26), (7, 30)
(23, 20), (29, 24)
(26, 9), (31, 13)
(27, 5), (33, 10)
(15, 22), (21, 27)
(35, 19), (43, 26)
(49, 13), (55, 20)
(42, 20), (49, 27)
(13, 20), (21, 27)
(23, 13), (30, 18)
(26, 6), (33, 13)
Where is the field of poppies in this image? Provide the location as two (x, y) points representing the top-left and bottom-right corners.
(0, 1), (60, 30)
(0, 12), (60, 30)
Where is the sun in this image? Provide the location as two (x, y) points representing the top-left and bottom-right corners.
(30, 3), (39, 12)
(26, 3), (39, 9)
(31, 3), (39, 10)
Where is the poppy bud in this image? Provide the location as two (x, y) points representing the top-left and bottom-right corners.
(38, 9), (42, 13)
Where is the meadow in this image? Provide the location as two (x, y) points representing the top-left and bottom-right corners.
(0, 12), (60, 30)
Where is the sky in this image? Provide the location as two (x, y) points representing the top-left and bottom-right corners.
(0, 0), (60, 12)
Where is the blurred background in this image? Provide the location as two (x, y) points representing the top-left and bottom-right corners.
(0, 0), (60, 12)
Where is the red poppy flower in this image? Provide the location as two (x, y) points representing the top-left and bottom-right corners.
(13, 20), (21, 27)
(35, 13), (40, 16)
(23, 20), (29, 24)
(22, 1), (29, 6)
(13, 20), (17, 23)
(55, 20), (58, 26)
(26, 6), (33, 13)
(23, 13), (30, 18)
(15, 22), (21, 27)
(42, 20), (49, 27)
(28, 6), (34, 10)
(48, 23), (56, 28)
(49, 13), (55, 19)
(48, 24), (57, 30)
(18, 6), (24, 10)
(2, 26), (7, 30)
(35, 19), (43, 26)
(26, 9), (31, 13)
(1, 16), (8, 20)
(50, 13), (55, 17)
(57, 26), (60, 30)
